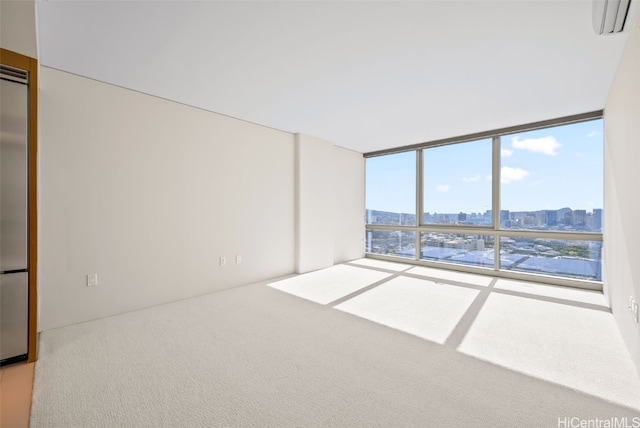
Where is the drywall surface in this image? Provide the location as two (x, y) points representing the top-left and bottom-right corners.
(39, 67), (295, 330)
(333, 146), (365, 263)
(295, 134), (335, 273)
(0, 0), (37, 58)
(295, 136), (365, 273)
(603, 15), (640, 374)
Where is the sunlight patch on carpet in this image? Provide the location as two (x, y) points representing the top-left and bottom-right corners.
(493, 278), (607, 307)
(267, 264), (392, 304)
(458, 293), (640, 410)
(406, 266), (493, 287)
(348, 258), (414, 272)
(335, 276), (479, 344)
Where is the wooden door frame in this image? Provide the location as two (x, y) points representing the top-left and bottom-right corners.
(1, 48), (38, 363)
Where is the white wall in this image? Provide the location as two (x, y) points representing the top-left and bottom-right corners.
(333, 146), (365, 264)
(295, 134), (336, 273)
(0, 0), (38, 58)
(603, 13), (640, 374)
(5, 0), (364, 329)
(295, 134), (365, 274)
(39, 67), (296, 330)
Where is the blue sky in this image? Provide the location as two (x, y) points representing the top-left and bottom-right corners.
(366, 119), (603, 214)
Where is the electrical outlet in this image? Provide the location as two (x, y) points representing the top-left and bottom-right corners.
(629, 296), (639, 323)
(219, 257), (226, 266)
(87, 273), (98, 287)
(236, 255), (242, 264)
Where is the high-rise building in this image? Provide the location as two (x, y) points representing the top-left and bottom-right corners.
(573, 210), (587, 227)
(500, 210), (510, 227)
(563, 210), (573, 226)
(593, 208), (603, 231)
(484, 210), (492, 225)
(544, 210), (557, 226)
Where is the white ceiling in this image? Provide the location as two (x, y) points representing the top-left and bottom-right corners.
(36, 0), (637, 153)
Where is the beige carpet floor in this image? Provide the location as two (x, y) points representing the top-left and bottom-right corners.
(31, 259), (640, 427)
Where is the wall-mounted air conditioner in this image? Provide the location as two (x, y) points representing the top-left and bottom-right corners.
(593, 0), (632, 34)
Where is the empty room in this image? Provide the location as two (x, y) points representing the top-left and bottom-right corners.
(1, 0), (639, 427)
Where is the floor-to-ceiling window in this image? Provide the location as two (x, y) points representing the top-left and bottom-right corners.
(365, 111), (603, 287)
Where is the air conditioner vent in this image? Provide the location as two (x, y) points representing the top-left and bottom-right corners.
(0, 65), (28, 84)
(593, 0), (632, 34)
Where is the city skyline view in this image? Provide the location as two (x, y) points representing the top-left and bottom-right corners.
(366, 119), (603, 215)
(365, 227), (602, 281)
(366, 206), (603, 232)
(365, 118), (604, 282)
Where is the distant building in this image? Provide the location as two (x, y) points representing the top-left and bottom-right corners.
(563, 210), (573, 226)
(500, 210), (510, 227)
(544, 210), (557, 226)
(557, 207), (572, 225)
(573, 210), (587, 227)
(593, 208), (603, 231)
(523, 214), (537, 227)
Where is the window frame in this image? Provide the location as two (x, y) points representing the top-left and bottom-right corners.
(364, 110), (604, 290)
(418, 138), (496, 229)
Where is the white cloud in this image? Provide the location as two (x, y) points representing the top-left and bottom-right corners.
(587, 130), (601, 138)
(485, 175), (492, 181)
(511, 136), (561, 156)
(501, 166), (529, 184)
(501, 149), (513, 157)
(435, 184), (450, 193)
(462, 175), (481, 182)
